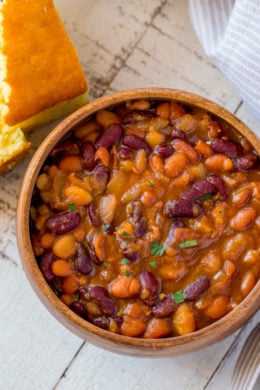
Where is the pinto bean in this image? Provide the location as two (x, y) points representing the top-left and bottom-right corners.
(122, 110), (155, 124)
(240, 271), (256, 297)
(46, 211), (80, 235)
(183, 276), (210, 301)
(96, 123), (123, 148)
(122, 135), (151, 153)
(109, 276), (141, 298)
(173, 303), (196, 335)
(204, 296), (230, 319)
(152, 295), (177, 318)
(80, 141), (96, 170)
(172, 139), (200, 163)
(230, 207), (257, 231)
(205, 154), (233, 171)
(89, 286), (117, 316)
(164, 152), (188, 178)
(121, 317), (147, 337)
(144, 318), (171, 338)
(39, 250), (55, 282)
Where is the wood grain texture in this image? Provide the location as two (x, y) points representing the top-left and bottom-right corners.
(0, 0), (259, 389)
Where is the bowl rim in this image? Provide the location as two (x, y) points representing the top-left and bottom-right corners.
(16, 88), (260, 355)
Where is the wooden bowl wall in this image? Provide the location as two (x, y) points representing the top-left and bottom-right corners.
(16, 88), (260, 357)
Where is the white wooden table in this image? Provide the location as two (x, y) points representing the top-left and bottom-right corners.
(0, 1), (259, 389)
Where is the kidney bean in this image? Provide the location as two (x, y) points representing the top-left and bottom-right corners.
(142, 296), (157, 306)
(211, 139), (241, 158)
(96, 123), (123, 148)
(88, 202), (100, 227)
(165, 220), (185, 247)
(79, 285), (90, 300)
(135, 218), (147, 238)
(193, 179), (216, 196)
(122, 135), (151, 153)
(234, 152), (257, 170)
(118, 147), (133, 160)
(183, 276), (210, 301)
(164, 198), (196, 218)
(90, 286), (117, 316)
(80, 140), (96, 170)
(230, 207), (257, 231)
(39, 250), (55, 282)
(156, 144), (174, 158)
(122, 249), (140, 262)
(207, 174), (228, 200)
(46, 211), (80, 235)
(171, 129), (187, 140)
(76, 245), (93, 274)
(152, 295), (177, 318)
(93, 317), (109, 329)
(70, 302), (88, 318)
(139, 270), (159, 295)
(122, 110), (154, 124)
(181, 188), (201, 203)
(91, 164), (109, 194)
(129, 200), (142, 223)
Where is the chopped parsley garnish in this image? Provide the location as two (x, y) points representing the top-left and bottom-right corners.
(172, 290), (185, 304)
(200, 193), (214, 201)
(124, 270), (131, 277)
(102, 224), (111, 233)
(147, 180), (155, 188)
(151, 241), (165, 256)
(179, 239), (197, 249)
(149, 261), (158, 269)
(122, 230), (130, 237)
(121, 258), (131, 265)
(101, 261), (107, 269)
(68, 203), (76, 211)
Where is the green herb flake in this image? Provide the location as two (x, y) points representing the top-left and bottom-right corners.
(151, 241), (165, 256)
(102, 224), (111, 233)
(101, 262), (107, 269)
(68, 203), (76, 212)
(147, 180), (155, 188)
(124, 270), (131, 277)
(121, 258), (131, 266)
(149, 261), (158, 269)
(172, 290), (185, 304)
(179, 239), (197, 249)
(122, 230), (130, 237)
(200, 193), (214, 201)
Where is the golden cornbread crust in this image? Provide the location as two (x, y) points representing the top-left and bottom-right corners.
(1, 0), (88, 126)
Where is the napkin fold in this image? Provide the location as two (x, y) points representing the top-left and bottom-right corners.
(189, 0), (260, 121)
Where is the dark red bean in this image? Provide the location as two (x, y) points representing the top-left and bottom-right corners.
(234, 152), (257, 170)
(122, 110), (154, 124)
(39, 250), (55, 282)
(182, 188), (201, 203)
(193, 179), (216, 196)
(88, 202), (100, 227)
(122, 249), (140, 262)
(112, 316), (124, 326)
(46, 211), (80, 235)
(79, 286), (90, 300)
(129, 200), (143, 223)
(135, 218), (147, 238)
(139, 271), (159, 295)
(89, 286), (117, 316)
(76, 245), (93, 274)
(91, 164), (110, 194)
(118, 147), (133, 160)
(70, 302), (88, 318)
(102, 223), (115, 235)
(183, 276), (210, 301)
(211, 139), (241, 158)
(96, 123), (123, 148)
(80, 141), (96, 170)
(122, 135), (151, 153)
(152, 295), (177, 318)
(156, 144), (174, 158)
(171, 129), (187, 140)
(165, 220), (185, 246)
(164, 198), (196, 218)
(93, 317), (109, 329)
(142, 296), (157, 307)
(207, 174), (228, 200)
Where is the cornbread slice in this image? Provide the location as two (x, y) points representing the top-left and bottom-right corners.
(0, 0), (88, 173)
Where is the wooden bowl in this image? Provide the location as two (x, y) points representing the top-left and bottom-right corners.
(16, 88), (260, 357)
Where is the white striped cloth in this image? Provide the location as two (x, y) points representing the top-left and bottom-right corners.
(189, 0), (260, 121)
